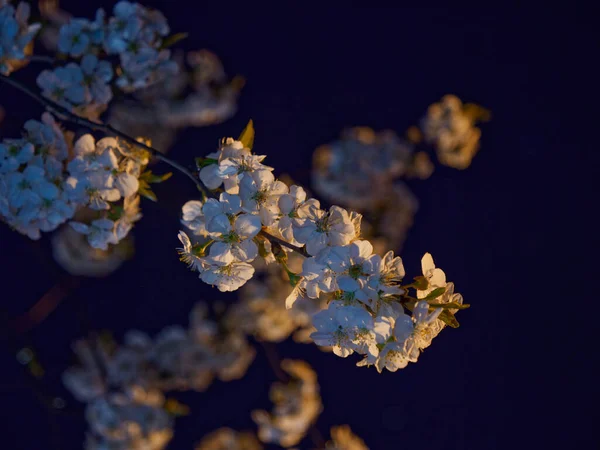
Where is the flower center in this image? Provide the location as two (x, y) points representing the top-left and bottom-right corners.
(222, 231), (240, 243)
(315, 215), (329, 233)
(349, 264), (363, 279)
(252, 189), (268, 205)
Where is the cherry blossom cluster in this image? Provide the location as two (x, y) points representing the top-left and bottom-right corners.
(421, 94), (489, 169)
(312, 126), (431, 211)
(36, 1), (178, 119)
(85, 386), (173, 450)
(63, 303), (255, 403)
(63, 303), (255, 449)
(0, 0), (40, 75)
(0, 113), (77, 239)
(178, 135), (466, 372)
(0, 119), (151, 249)
(251, 359), (322, 447)
(66, 134), (147, 250)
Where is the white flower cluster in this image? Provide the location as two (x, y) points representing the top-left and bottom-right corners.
(37, 54), (113, 119)
(251, 360), (322, 447)
(85, 386), (173, 450)
(421, 94), (484, 169)
(0, 113), (77, 239)
(354, 253), (463, 372)
(66, 134), (146, 250)
(0, 0), (40, 75)
(179, 135), (465, 372)
(63, 303), (255, 402)
(195, 428), (263, 450)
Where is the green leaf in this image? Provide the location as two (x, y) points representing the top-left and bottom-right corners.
(160, 32), (189, 49)
(138, 181), (157, 202)
(140, 170), (173, 184)
(238, 119), (254, 150)
(422, 287), (446, 301)
(428, 302), (470, 310)
(164, 398), (190, 416)
(438, 310), (460, 328)
(195, 157), (218, 169)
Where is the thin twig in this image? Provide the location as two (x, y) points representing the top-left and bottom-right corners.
(259, 342), (289, 382)
(26, 55), (56, 65)
(12, 276), (79, 334)
(259, 230), (310, 258)
(0, 73), (207, 197)
(0, 74), (311, 259)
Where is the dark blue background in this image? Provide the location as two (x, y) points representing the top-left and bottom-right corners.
(1, 4), (597, 449)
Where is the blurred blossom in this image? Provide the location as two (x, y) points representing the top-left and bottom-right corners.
(252, 360), (322, 447)
(51, 223), (133, 277)
(225, 252), (325, 343)
(108, 49), (241, 154)
(63, 339), (111, 402)
(63, 303), (256, 399)
(195, 428), (263, 450)
(421, 94), (488, 169)
(312, 127), (417, 211)
(321, 425), (369, 450)
(310, 127), (425, 252)
(85, 387), (173, 450)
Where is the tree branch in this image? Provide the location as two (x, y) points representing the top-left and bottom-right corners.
(0, 74), (311, 260)
(0, 73), (207, 197)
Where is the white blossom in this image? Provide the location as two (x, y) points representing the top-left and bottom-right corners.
(239, 169), (288, 226)
(37, 55), (113, 119)
(57, 9), (105, 57)
(310, 300), (375, 357)
(292, 203), (357, 256)
(321, 240), (379, 308)
(177, 231), (207, 273)
(200, 259), (255, 292)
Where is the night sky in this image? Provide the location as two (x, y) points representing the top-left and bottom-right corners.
(0, 4), (596, 449)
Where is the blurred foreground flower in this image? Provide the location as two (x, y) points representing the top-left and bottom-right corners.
(85, 386), (173, 450)
(252, 360), (322, 447)
(52, 223), (134, 277)
(195, 428), (263, 450)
